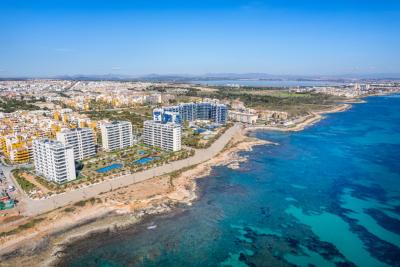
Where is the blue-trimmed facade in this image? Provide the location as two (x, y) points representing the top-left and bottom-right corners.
(154, 102), (228, 124)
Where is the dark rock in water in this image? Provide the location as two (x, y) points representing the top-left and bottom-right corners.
(343, 212), (400, 266)
(260, 207), (266, 215)
(348, 183), (387, 203)
(305, 237), (344, 261)
(245, 232), (255, 241)
(260, 206), (272, 217)
(239, 253), (247, 262)
(394, 205), (400, 214)
(286, 237), (299, 248)
(238, 253), (257, 267)
(365, 208), (400, 235)
(335, 261), (357, 267)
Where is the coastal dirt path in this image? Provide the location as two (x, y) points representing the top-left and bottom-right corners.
(21, 124), (242, 216)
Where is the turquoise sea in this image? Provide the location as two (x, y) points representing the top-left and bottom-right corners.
(62, 95), (400, 267)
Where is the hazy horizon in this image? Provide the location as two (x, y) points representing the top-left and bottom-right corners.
(2, 72), (400, 80)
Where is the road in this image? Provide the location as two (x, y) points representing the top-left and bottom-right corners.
(1, 160), (33, 214)
(20, 124), (241, 216)
(0, 161), (18, 196)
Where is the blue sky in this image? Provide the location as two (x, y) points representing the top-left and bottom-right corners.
(1, 0), (400, 77)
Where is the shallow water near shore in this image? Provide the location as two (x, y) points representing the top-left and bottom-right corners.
(61, 95), (400, 267)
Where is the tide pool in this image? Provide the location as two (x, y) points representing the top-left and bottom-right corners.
(61, 95), (400, 267)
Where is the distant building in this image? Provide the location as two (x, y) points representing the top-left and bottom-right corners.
(143, 120), (181, 151)
(100, 121), (133, 151)
(154, 101), (228, 124)
(161, 94), (175, 103)
(145, 94), (162, 104)
(56, 127), (96, 160)
(354, 83), (370, 91)
(229, 110), (258, 124)
(33, 139), (76, 184)
(259, 110), (289, 121)
(230, 100), (246, 110)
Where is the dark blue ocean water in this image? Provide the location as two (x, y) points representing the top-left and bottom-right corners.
(63, 95), (400, 267)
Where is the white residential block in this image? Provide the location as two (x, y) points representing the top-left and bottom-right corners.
(143, 121), (181, 151)
(100, 121), (133, 151)
(57, 127), (96, 160)
(33, 139), (76, 184)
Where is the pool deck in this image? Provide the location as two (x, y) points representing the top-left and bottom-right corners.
(20, 124), (241, 216)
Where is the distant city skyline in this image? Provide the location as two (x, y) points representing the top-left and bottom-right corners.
(1, 0), (400, 77)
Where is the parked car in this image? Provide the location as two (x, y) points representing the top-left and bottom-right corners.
(7, 185), (16, 192)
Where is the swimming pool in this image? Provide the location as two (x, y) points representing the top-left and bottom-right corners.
(195, 128), (206, 134)
(134, 157), (160, 165)
(96, 164), (123, 173)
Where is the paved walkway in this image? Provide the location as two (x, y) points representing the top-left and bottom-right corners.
(22, 124), (241, 216)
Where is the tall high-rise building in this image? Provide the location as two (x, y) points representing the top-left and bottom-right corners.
(56, 128), (96, 160)
(143, 120), (181, 151)
(153, 108), (181, 124)
(154, 101), (228, 124)
(100, 121), (133, 151)
(211, 103), (228, 124)
(33, 139), (76, 184)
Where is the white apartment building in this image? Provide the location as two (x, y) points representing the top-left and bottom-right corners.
(56, 128), (96, 160)
(33, 139), (76, 184)
(229, 110), (258, 124)
(143, 120), (181, 151)
(100, 121), (133, 151)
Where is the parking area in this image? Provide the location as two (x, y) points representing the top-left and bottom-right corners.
(0, 162), (18, 212)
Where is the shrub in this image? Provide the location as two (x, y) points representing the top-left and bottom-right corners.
(12, 170), (37, 192)
(64, 207), (76, 212)
(0, 217), (45, 238)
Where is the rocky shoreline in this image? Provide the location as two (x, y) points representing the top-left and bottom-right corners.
(0, 127), (269, 267)
(0, 101), (356, 266)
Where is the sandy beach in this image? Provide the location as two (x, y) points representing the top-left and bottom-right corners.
(0, 102), (354, 266)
